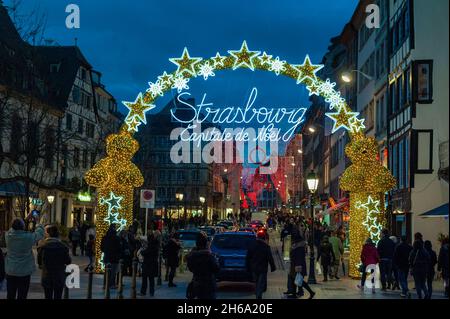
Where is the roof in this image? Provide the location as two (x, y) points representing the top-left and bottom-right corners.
(419, 203), (449, 218)
(34, 46), (92, 109)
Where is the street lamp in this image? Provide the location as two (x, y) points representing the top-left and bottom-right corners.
(47, 195), (55, 223)
(176, 193), (183, 221)
(341, 70), (373, 83)
(199, 196), (206, 221)
(306, 171), (319, 284)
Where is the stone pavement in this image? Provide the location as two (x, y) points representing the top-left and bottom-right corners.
(0, 230), (447, 299)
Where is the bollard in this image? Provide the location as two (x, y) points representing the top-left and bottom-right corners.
(105, 263), (111, 299)
(86, 265), (94, 299)
(130, 257), (138, 299)
(117, 259), (124, 299)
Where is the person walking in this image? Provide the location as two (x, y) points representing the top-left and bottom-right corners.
(424, 240), (437, 299)
(84, 234), (95, 272)
(329, 231), (344, 280)
(358, 238), (380, 292)
(79, 222), (89, 256)
(246, 231), (276, 299)
(119, 230), (132, 276)
(317, 235), (335, 282)
(286, 234), (315, 299)
(68, 225), (81, 256)
(437, 237), (449, 298)
(377, 229), (396, 290)
(393, 235), (413, 298)
(389, 236), (400, 290)
(37, 225), (72, 299)
(166, 232), (181, 287)
(186, 232), (220, 299)
(409, 239), (430, 299)
(5, 218), (45, 299)
(139, 232), (160, 297)
(100, 225), (122, 289)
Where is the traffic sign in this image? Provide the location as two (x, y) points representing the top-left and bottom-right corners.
(140, 189), (155, 209)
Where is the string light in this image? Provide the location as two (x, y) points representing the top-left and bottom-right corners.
(84, 41), (396, 277)
(85, 130), (144, 272)
(340, 133), (396, 278)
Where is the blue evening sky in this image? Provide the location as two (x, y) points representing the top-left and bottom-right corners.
(8, 0), (358, 156)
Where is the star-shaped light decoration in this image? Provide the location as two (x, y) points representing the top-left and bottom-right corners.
(306, 81), (320, 96)
(116, 218), (127, 232)
(293, 55), (323, 84)
(101, 191), (123, 212)
(157, 71), (173, 88)
(212, 52), (225, 68)
(104, 210), (120, 225)
(122, 92), (155, 125)
(325, 106), (359, 133)
(125, 116), (142, 133)
(228, 40), (260, 71)
(258, 51), (273, 66)
(169, 47), (202, 77)
(349, 117), (366, 133)
(361, 196), (380, 214)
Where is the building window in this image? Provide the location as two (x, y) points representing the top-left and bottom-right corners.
(78, 118), (84, 135)
(413, 60), (433, 103)
(82, 149), (88, 169)
(66, 114), (72, 130)
(72, 86), (80, 104)
(73, 147), (80, 168)
(412, 130), (433, 173)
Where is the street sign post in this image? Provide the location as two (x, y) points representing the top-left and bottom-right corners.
(140, 189), (155, 235)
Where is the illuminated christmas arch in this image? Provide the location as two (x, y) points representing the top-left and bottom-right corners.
(85, 41), (395, 276)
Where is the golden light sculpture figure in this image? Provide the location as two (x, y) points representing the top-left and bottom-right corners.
(84, 41), (396, 275)
(85, 129), (144, 272)
(340, 133), (396, 278)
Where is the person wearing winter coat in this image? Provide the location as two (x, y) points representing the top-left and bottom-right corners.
(424, 240), (437, 299)
(100, 225), (122, 289)
(317, 235), (335, 282)
(376, 229), (396, 290)
(68, 226), (81, 256)
(84, 234), (95, 272)
(139, 232), (160, 296)
(246, 231), (276, 299)
(329, 231), (344, 280)
(37, 225), (72, 299)
(409, 240), (430, 299)
(186, 232), (219, 299)
(286, 235), (315, 299)
(437, 237), (449, 298)
(393, 235), (413, 298)
(165, 233), (181, 287)
(358, 238), (380, 291)
(5, 218), (45, 299)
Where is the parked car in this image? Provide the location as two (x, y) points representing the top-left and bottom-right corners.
(216, 220), (234, 230)
(198, 226), (216, 241)
(174, 229), (200, 252)
(210, 231), (256, 282)
(249, 220), (264, 230)
(239, 227), (256, 234)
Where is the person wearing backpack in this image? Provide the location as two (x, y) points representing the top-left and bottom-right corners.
(409, 240), (430, 299)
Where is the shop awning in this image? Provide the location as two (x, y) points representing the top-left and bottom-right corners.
(0, 181), (38, 197)
(419, 203), (449, 218)
(323, 197), (349, 215)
